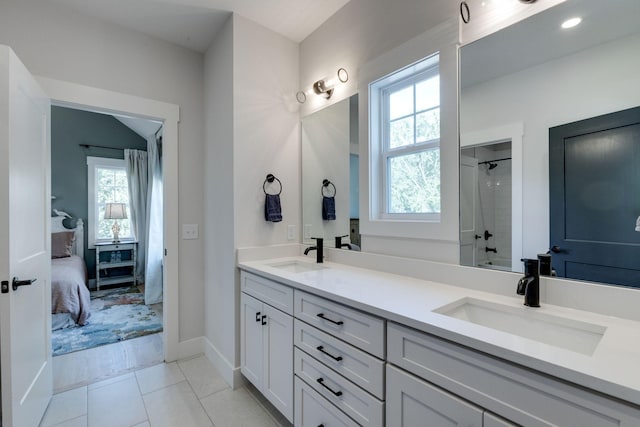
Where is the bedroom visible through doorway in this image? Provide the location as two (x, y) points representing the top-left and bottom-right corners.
(50, 105), (164, 362)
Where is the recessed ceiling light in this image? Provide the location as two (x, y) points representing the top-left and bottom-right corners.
(561, 17), (582, 29)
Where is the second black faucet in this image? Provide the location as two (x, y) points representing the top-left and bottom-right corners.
(304, 237), (324, 263)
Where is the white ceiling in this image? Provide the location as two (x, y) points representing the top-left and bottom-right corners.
(51, 0), (351, 52)
(114, 115), (163, 139)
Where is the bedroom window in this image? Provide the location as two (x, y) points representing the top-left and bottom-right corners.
(87, 157), (132, 248)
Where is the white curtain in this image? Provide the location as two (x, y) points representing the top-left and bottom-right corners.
(144, 135), (163, 305)
(125, 149), (148, 283)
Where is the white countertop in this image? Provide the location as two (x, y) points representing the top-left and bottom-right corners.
(238, 256), (640, 407)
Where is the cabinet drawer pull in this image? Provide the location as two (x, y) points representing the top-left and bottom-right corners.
(316, 345), (343, 361)
(316, 377), (342, 397)
(261, 314), (267, 325)
(318, 425), (324, 427)
(255, 312), (261, 322)
(316, 313), (343, 325)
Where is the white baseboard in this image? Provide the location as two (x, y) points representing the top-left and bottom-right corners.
(177, 336), (205, 360)
(202, 337), (246, 390)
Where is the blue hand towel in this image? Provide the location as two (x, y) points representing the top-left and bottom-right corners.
(322, 196), (336, 221)
(265, 194), (282, 222)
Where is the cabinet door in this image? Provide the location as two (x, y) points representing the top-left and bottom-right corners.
(386, 365), (483, 427)
(263, 304), (293, 422)
(241, 293), (263, 389)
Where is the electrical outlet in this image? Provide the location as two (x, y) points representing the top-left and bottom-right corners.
(287, 225), (296, 240)
(304, 224), (312, 239)
(182, 224), (199, 239)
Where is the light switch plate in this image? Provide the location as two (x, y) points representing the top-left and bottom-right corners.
(287, 225), (296, 240)
(182, 224), (199, 239)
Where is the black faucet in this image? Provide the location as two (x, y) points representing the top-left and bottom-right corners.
(538, 253), (552, 276)
(517, 258), (540, 307)
(335, 235), (350, 249)
(304, 237), (324, 263)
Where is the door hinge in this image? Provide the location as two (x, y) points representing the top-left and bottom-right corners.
(1, 280), (8, 294)
(164, 248), (167, 256)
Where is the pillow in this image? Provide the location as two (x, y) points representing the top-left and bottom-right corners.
(51, 231), (75, 259)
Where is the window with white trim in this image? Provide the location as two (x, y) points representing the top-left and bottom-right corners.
(370, 53), (441, 221)
(87, 157), (133, 247)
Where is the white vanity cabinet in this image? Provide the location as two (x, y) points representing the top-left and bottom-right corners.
(387, 322), (640, 427)
(240, 272), (294, 423)
(294, 289), (386, 427)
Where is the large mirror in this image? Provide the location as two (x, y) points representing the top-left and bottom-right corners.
(302, 94), (360, 249)
(459, 0), (640, 287)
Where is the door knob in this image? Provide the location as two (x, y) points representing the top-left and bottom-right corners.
(12, 277), (37, 291)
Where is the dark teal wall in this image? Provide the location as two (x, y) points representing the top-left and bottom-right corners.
(51, 106), (147, 280)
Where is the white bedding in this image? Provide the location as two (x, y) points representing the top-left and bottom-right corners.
(51, 255), (91, 329)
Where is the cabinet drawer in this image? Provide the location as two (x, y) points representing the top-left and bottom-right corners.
(294, 377), (359, 427)
(387, 322), (640, 427)
(295, 348), (384, 427)
(241, 271), (293, 315)
(294, 319), (385, 399)
(294, 290), (385, 358)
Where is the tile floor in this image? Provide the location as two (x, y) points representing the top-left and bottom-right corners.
(45, 336), (291, 427)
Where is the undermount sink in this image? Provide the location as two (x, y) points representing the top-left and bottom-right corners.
(267, 260), (327, 273)
(434, 297), (607, 356)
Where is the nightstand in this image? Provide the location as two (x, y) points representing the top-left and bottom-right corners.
(95, 242), (137, 290)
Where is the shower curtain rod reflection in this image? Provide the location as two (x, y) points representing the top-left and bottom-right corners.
(478, 157), (511, 165)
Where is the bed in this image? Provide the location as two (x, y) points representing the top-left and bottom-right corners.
(51, 210), (91, 330)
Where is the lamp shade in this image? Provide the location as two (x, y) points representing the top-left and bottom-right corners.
(104, 203), (128, 220)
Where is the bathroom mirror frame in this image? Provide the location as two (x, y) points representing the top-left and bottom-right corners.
(459, 0), (640, 286)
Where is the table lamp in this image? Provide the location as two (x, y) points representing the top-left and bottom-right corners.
(104, 202), (127, 243)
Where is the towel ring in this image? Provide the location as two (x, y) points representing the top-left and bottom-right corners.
(321, 179), (336, 197)
(263, 174), (282, 195)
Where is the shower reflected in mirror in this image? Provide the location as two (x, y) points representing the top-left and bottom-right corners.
(460, 141), (512, 271)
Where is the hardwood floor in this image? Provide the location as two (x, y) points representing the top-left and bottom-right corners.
(53, 333), (164, 393)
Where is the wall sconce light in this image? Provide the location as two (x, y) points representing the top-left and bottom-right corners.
(297, 68), (349, 103)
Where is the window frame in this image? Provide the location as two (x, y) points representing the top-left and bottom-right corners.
(86, 156), (134, 248)
(371, 54), (441, 222)
(381, 66), (440, 220)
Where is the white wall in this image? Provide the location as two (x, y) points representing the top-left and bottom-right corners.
(299, 0), (460, 262)
(203, 16), (236, 383)
(233, 16), (300, 249)
(461, 33), (640, 259)
(203, 14), (299, 385)
(299, 0), (456, 117)
(0, 0), (206, 342)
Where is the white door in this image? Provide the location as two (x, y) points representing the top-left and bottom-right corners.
(0, 45), (52, 427)
(460, 154), (479, 267)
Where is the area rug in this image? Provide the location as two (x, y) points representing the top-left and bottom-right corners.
(52, 286), (163, 357)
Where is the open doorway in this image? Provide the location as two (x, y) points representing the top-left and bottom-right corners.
(50, 105), (166, 389)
